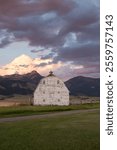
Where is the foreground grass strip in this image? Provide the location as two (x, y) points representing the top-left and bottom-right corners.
(0, 103), (99, 118)
(0, 110), (99, 150)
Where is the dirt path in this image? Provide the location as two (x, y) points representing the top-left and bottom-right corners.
(0, 109), (99, 123)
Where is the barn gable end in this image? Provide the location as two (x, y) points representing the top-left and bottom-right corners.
(33, 72), (69, 106)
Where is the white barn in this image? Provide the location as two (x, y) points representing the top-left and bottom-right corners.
(33, 71), (69, 106)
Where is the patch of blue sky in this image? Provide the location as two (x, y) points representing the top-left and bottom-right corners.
(0, 41), (37, 65)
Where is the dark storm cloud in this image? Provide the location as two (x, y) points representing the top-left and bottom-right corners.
(34, 61), (53, 67)
(58, 2), (99, 37)
(55, 43), (99, 61)
(0, 0), (100, 77)
(30, 49), (40, 53)
(0, 0), (75, 47)
(34, 63), (48, 67)
(0, 37), (12, 48)
(0, 0), (99, 46)
(0, 0), (74, 17)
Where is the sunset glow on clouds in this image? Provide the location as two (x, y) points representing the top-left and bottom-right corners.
(0, 54), (63, 76)
(0, 0), (99, 80)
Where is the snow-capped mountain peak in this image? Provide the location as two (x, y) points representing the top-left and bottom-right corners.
(0, 54), (55, 76)
(10, 54), (33, 65)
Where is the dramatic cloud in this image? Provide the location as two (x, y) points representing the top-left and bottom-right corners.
(0, 0), (100, 79)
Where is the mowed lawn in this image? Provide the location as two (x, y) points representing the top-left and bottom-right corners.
(0, 109), (99, 150)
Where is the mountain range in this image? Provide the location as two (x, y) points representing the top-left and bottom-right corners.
(65, 76), (100, 96)
(0, 71), (100, 97)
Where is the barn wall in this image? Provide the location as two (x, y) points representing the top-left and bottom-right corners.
(33, 76), (69, 106)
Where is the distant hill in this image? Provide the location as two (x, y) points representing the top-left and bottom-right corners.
(0, 71), (43, 95)
(0, 71), (100, 96)
(65, 76), (100, 97)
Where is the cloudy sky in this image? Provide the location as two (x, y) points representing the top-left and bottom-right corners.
(0, 0), (99, 80)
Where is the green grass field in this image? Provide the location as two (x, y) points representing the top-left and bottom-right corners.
(0, 103), (99, 118)
(0, 109), (99, 150)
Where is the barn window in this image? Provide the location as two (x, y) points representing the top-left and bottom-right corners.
(43, 91), (45, 94)
(43, 99), (45, 102)
(58, 99), (60, 102)
(43, 80), (45, 84)
(57, 80), (60, 84)
(58, 91), (60, 94)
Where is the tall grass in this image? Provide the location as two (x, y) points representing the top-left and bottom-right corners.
(0, 103), (99, 118)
